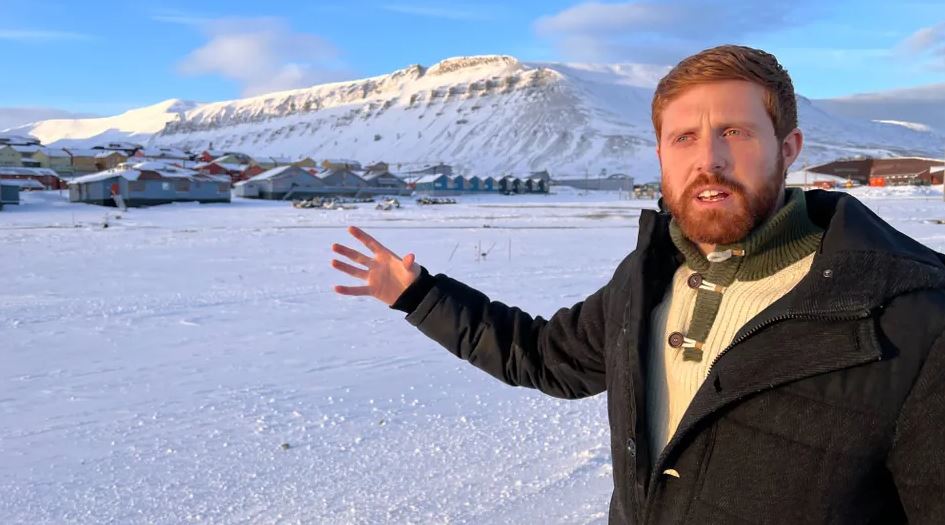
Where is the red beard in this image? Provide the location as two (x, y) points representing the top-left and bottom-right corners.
(664, 157), (784, 246)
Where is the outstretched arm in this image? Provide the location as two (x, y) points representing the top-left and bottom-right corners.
(330, 226), (609, 399)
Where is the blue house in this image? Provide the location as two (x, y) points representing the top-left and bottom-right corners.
(466, 176), (481, 192)
(412, 174), (450, 193)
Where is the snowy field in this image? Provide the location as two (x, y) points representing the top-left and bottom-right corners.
(3, 186), (945, 524)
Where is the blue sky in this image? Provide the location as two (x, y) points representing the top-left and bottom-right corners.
(1, 0), (944, 119)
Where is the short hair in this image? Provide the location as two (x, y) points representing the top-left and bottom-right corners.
(651, 45), (797, 142)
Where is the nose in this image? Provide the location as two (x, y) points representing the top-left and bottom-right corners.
(696, 135), (729, 173)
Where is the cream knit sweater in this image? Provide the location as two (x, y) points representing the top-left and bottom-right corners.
(646, 252), (816, 457)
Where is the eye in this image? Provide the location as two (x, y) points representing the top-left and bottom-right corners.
(672, 134), (693, 144)
(722, 128), (743, 137)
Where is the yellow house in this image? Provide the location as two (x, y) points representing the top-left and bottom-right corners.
(64, 148), (101, 173)
(321, 158), (361, 170)
(0, 145), (20, 167)
(95, 150), (127, 170)
(292, 156), (318, 168)
(43, 148), (74, 175)
(28, 149), (51, 168)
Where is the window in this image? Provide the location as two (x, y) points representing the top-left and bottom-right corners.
(175, 180), (190, 192)
(161, 182), (172, 191)
(129, 181), (145, 192)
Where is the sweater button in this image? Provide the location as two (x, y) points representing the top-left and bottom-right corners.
(687, 273), (703, 289)
(668, 332), (684, 348)
(626, 438), (636, 457)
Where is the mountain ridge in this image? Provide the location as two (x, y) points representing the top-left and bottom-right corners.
(7, 55), (943, 179)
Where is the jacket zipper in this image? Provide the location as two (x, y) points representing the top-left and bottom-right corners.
(704, 308), (873, 378)
(641, 308), (874, 524)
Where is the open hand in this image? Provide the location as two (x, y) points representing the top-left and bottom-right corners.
(330, 226), (421, 305)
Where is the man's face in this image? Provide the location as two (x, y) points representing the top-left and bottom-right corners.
(657, 80), (797, 246)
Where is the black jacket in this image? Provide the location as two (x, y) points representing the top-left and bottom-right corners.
(393, 190), (945, 524)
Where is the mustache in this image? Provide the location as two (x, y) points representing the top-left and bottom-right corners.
(681, 172), (746, 199)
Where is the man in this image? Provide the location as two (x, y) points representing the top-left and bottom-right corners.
(330, 46), (945, 523)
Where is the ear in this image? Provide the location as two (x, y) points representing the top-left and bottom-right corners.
(780, 128), (803, 169)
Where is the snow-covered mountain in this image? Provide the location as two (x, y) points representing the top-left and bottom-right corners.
(8, 56), (945, 179)
(4, 99), (199, 148)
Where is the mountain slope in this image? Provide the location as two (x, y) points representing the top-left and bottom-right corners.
(4, 99), (200, 148)
(9, 56), (945, 179)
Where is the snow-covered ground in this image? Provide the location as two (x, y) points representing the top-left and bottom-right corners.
(3, 186), (945, 524)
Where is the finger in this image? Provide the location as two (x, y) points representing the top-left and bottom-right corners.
(331, 243), (374, 267)
(331, 259), (369, 280)
(348, 226), (387, 255)
(333, 285), (372, 296)
(402, 252), (415, 269)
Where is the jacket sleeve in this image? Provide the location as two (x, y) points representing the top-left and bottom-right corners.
(887, 329), (945, 523)
(390, 266), (616, 399)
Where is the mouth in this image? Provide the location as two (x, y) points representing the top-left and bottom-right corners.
(693, 188), (731, 203)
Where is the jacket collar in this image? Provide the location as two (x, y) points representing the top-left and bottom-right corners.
(644, 189), (945, 316)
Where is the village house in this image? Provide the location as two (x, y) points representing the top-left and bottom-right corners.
(197, 149), (224, 163)
(480, 176), (496, 192)
(254, 155), (295, 170)
(0, 179), (20, 208)
(234, 165), (326, 200)
(93, 142), (143, 156)
(11, 145), (42, 167)
(63, 148), (101, 174)
(321, 158), (362, 171)
(134, 147), (192, 162)
(318, 167), (367, 195)
(0, 134), (40, 147)
(69, 161), (230, 207)
(808, 157), (945, 186)
(362, 162), (409, 194)
(465, 175), (482, 192)
(195, 160), (264, 182)
(0, 166), (65, 189)
(41, 148), (74, 176)
(526, 177), (548, 193)
(95, 150), (128, 171)
(0, 145), (22, 167)
(212, 153), (255, 166)
(412, 173), (451, 193)
(291, 157), (318, 169)
(498, 175), (522, 193)
(921, 166), (945, 185)
(405, 162), (454, 178)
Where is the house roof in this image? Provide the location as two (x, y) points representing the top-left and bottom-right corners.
(0, 166), (60, 177)
(63, 148), (101, 157)
(95, 150), (126, 158)
(1, 178), (45, 189)
(40, 147), (71, 158)
(318, 168), (364, 180)
(70, 161), (204, 184)
(413, 174), (447, 184)
(785, 170), (850, 186)
(245, 165), (295, 181)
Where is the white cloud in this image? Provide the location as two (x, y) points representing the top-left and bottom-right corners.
(0, 29), (90, 41)
(534, 1), (802, 64)
(897, 21), (945, 71)
(176, 17), (353, 97)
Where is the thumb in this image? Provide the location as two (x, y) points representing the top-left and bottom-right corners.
(402, 253), (415, 269)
